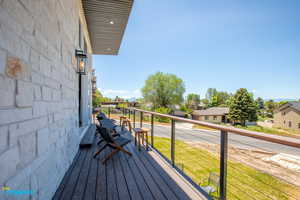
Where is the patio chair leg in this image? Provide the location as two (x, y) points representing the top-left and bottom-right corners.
(97, 139), (104, 145)
(93, 144), (107, 158)
(118, 147), (132, 156)
(102, 149), (119, 164)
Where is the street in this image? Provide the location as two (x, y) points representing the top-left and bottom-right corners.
(136, 122), (300, 156)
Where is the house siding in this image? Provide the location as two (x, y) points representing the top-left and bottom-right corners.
(0, 0), (92, 199)
(192, 115), (225, 123)
(274, 107), (300, 130)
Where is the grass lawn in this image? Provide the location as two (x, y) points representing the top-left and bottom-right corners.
(152, 136), (300, 200)
(192, 124), (218, 131)
(236, 125), (300, 139)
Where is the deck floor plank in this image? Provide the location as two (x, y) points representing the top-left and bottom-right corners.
(58, 149), (89, 200)
(95, 145), (108, 200)
(119, 146), (154, 200)
(118, 152), (144, 200)
(134, 148), (179, 200)
(106, 149), (119, 200)
(83, 141), (99, 200)
(141, 150), (192, 200)
(52, 151), (82, 200)
(53, 128), (206, 200)
(113, 153), (131, 200)
(125, 144), (167, 200)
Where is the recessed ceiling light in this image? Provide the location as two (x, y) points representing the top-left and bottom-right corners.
(109, 21), (114, 25)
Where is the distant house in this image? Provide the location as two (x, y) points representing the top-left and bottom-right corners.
(192, 107), (230, 123)
(273, 102), (300, 130)
(172, 110), (187, 118)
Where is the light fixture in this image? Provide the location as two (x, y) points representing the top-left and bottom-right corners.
(75, 49), (87, 75)
(109, 20), (114, 25)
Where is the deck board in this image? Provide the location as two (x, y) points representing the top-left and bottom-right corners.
(52, 128), (207, 200)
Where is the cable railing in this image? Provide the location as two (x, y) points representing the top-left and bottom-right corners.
(98, 106), (300, 200)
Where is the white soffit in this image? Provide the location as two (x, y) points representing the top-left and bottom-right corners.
(82, 0), (134, 55)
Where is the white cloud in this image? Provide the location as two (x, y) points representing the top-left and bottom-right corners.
(101, 89), (141, 99)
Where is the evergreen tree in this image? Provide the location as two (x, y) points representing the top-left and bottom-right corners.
(228, 88), (258, 126)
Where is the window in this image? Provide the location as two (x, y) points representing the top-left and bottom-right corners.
(282, 112), (286, 116)
(213, 116), (217, 120)
(298, 123), (300, 129)
(284, 121), (286, 124)
(289, 121), (292, 128)
(205, 116), (209, 120)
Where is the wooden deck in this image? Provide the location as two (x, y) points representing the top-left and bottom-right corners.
(52, 129), (207, 200)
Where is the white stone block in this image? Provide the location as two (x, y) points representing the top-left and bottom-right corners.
(29, 48), (40, 71)
(0, 108), (32, 126)
(0, 126), (8, 153)
(42, 86), (52, 101)
(0, 47), (7, 75)
(16, 80), (33, 107)
(0, 146), (20, 186)
(32, 101), (47, 117)
(31, 71), (44, 85)
(52, 90), (62, 101)
(0, 75), (15, 107)
(9, 117), (48, 147)
(18, 132), (36, 168)
(33, 85), (42, 100)
(37, 127), (50, 155)
(40, 56), (51, 77)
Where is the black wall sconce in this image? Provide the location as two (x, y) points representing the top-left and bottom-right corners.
(75, 49), (87, 75)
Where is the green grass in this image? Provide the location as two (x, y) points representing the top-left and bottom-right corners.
(152, 136), (300, 200)
(236, 125), (300, 138)
(192, 124), (218, 131)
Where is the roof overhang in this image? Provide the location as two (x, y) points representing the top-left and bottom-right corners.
(82, 0), (134, 55)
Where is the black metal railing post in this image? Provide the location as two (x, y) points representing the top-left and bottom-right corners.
(171, 119), (175, 166)
(220, 130), (228, 200)
(108, 107), (111, 118)
(129, 109), (131, 119)
(151, 114), (154, 147)
(140, 112), (143, 128)
(133, 110), (136, 128)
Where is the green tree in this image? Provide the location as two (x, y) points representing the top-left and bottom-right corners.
(186, 93), (200, 109)
(205, 88), (217, 102)
(201, 99), (210, 108)
(255, 97), (264, 109)
(92, 89), (103, 108)
(264, 100), (277, 118)
(141, 72), (185, 109)
(209, 95), (219, 107)
(216, 91), (231, 106)
(228, 88), (258, 126)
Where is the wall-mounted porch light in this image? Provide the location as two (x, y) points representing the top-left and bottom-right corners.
(75, 49), (87, 75)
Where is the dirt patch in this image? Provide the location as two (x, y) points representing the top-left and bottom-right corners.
(188, 142), (300, 187)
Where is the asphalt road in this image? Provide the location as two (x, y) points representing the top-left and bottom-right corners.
(135, 122), (300, 156)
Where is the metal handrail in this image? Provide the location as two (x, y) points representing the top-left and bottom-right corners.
(130, 108), (300, 149)
(102, 106), (300, 200)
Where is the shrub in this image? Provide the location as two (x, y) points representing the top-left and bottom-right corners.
(154, 107), (171, 123)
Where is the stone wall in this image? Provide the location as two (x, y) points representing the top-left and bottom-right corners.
(0, 0), (92, 199)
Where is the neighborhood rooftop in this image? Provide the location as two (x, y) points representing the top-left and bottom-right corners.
(193, 107), (229, 116)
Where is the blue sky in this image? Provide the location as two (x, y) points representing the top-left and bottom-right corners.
(93, 0), (300, 100)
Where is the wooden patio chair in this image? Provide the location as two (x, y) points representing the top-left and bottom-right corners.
(93, 126), (132, 164)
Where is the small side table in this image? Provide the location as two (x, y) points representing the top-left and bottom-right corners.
(121, 118), (132, 132)
(133, 128), (149, 151)
(119, 116), (128, 126)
